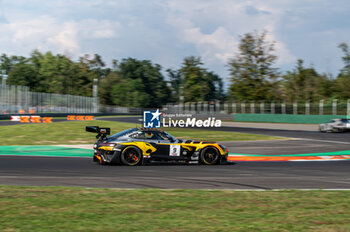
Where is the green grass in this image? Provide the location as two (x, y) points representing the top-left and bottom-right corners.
(0, 121), (284, 145)
(0, 186), (349, 232)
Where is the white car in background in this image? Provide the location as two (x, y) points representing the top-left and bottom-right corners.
(319, 118), (350, 132)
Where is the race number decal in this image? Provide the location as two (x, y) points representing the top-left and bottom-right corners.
(169, 145), (180, 156)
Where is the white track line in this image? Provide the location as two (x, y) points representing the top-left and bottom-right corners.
(295, 137), (350, 145)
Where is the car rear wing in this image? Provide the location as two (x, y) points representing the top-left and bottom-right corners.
(86, 126), (110, 139)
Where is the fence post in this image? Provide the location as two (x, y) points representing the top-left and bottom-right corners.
(250, 102), (255, 113)
(293, 101), (297, 114)
(305, 101), (310, 115)
(191, 102), (195, 114)
(281, 101), (286, 114)
(241, 102), (245, 114)
(224, 102), (228, 114)
(210, 102), (214, 114)
(203, 101), (207, 114)
(179, 102), (183, 114)
(260, 102), (264, 114)
(319, 99), (324, 115)
(347, 99), (350, 117)
(232, 102), (236, 114)
(332, 99), (338, 115)
(270, 102), (274, 114)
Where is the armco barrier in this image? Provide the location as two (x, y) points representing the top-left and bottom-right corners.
(233, 113), (350, 124)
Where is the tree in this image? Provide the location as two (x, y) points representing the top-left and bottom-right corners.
(206, 71), (226, 101)
(166, 68), (182, 102)
(7, 63), (37, 88)
(281, 60), (332, 101)
(228, 31), (279, 101)
(100, 58), (171, 108)
(332, 42), (350, 99)
(179, 56), (208, 102)
(338, 42), (350, 74)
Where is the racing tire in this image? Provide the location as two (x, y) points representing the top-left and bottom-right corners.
(200, 147), (220, 165)
(120, 146), (143, 166)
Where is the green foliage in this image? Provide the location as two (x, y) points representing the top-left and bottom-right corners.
(1, 187), (349, 232)
(2, 39), (350, 107)
(7, 62), (37, 88)
(166, 68), (182, 102)
(99, 58), (171, 108)
(3, 51), (95, 96)
(179, 56), (225, 103)
(281, 60), (332, 102)
(338, 42), (350, 74)
(228, 31), (279, 101)
(332, 43), (350, 99)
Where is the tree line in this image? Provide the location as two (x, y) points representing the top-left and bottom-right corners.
(229, 31), (350, 102)
(1, 31), (350, 107)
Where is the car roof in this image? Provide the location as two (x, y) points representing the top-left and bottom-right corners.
(136, 127), (164, 132)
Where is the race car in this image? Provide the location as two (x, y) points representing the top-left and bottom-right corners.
(86, 126), (229, 165)
(319, 118), (350, 132)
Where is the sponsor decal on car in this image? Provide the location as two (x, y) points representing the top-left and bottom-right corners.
(169, 145), (180, 156)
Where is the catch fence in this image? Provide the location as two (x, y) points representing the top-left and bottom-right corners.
(0, 84), (97, 114)
(164, 100), (350, 116)
(0, 84), (141, 115)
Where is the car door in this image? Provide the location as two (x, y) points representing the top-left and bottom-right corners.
(144, 131), (181, 159)
(326, 120), (335, 131)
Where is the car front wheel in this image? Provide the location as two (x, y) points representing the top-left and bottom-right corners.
(200, 147), (220, 165)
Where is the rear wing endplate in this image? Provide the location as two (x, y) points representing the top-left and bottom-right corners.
(86, 126), (110, 138)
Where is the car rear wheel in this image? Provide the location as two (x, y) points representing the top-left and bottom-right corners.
(200, 147), (220, 165)
(120, 146), (142, 166)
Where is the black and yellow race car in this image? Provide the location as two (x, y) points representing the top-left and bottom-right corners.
(86, 126), (229, 166)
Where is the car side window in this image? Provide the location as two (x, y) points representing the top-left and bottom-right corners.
(145, 131), (163, 140)
(130, 132), (145, 139)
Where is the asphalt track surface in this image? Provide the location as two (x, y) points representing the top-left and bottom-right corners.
(0, 156), (349, 189)
(0, 116), (349, 189)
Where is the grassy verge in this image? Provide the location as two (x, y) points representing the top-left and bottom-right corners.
(0, 121), (284, 145)
(0, 186), (349, 232)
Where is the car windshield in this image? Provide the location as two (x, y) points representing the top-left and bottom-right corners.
(108, 128), (138, 140)
(341, 119), (350, 123)
(160, 131), (177, 142)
